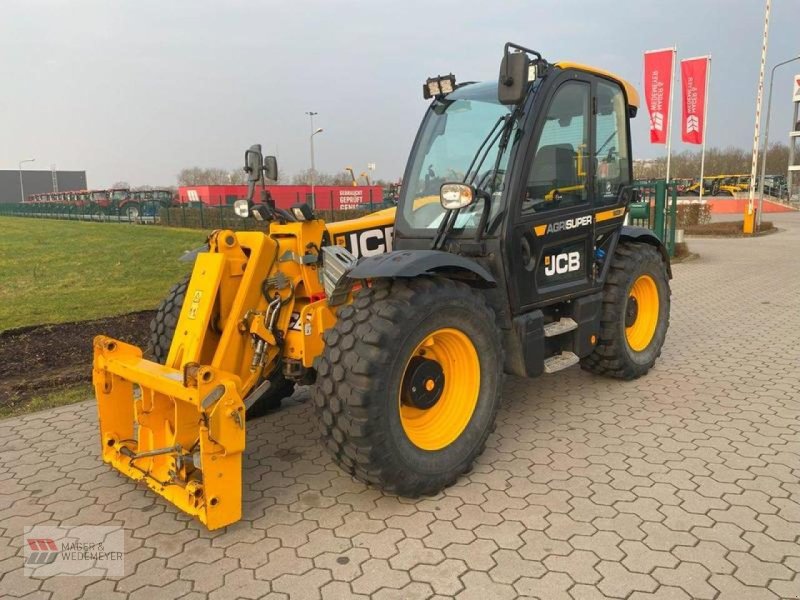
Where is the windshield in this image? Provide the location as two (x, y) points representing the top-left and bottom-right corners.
(400, 81), (518, 232)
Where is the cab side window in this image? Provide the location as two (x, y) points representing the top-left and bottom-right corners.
(523, 81), (590, 213)
(595, 80), (631, 204)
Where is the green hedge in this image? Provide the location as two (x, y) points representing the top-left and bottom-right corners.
(676, 203), (712, 228)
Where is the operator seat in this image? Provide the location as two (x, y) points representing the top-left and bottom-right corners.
(525, 143), (578, 208)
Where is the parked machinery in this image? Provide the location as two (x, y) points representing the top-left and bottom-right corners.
(93, 43), (672, 529)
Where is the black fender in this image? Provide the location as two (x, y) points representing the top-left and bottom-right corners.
(347, 250), (496, 288)
(620, 226), (672, 278)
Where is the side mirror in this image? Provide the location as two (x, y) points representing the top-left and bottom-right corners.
(264, 156), (278, 181)
(244, 144), (263, 183)
(498, 51), (530, 105)
(244, 144), (263, 204)
(498, 42), (545, 106)
(440, 182), (476, 210)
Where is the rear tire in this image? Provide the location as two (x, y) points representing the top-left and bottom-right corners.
(148, 275), (294, 417)
(312, 277), (503, 497)
(581, 241), (670, 379)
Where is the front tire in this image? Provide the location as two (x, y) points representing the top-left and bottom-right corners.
(581, 241), (670, 379)
(148, 276), (294, 417)
(312, 277), (503, 497)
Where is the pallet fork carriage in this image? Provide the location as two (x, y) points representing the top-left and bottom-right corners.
(94, 43), (671, 529)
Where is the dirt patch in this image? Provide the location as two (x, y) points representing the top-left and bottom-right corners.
(0, 311), (154, 411)
(685, 220), (776, 236)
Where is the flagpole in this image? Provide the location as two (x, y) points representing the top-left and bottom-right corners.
(665, 47), (676, 184)
(698, 57), (711, 203)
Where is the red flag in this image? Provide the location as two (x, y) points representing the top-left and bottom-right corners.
(681, 57), (709, 144)
(643, 49), (674, 144)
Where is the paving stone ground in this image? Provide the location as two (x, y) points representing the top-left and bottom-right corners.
(1, 213), (799, 600)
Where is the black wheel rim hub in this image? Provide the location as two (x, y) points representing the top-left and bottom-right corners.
(401, 357), (445, 410)
(625, 296), (639, 327)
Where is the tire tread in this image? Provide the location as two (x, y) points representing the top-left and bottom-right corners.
(580, 241), (670, 380)
(313, 277), (504, 497)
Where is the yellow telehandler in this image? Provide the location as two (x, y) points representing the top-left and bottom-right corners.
(93, 43), (671, 529)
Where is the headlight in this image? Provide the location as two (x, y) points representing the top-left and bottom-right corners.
(440, 183), (475, 210)
(233, 199), (250, 218)
(290, 203), (314, 221)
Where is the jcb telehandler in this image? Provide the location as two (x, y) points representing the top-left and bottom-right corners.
(93, 43), (671, 529)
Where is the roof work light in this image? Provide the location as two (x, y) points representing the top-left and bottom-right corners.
(423, 74), (456, 99)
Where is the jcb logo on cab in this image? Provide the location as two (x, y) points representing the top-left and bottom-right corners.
(544, 252), (581, 276)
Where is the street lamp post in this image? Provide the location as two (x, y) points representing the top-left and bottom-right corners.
(757, 55), (800, 225)
(18, 158), (35, 203)
(305, 112), (323, 210)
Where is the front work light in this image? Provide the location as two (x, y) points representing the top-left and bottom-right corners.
(233, 199), (251, 218)
(291, 203), (314, 222)
(440, 183), (475, 210)
(423, 73), (456, 100)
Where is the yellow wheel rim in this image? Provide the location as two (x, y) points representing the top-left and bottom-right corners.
(399, 328), (480, 451)
(625, 274), (659, 352)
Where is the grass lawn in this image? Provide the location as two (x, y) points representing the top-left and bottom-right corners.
(0, 217), (206, 330)
(0, 383), (93, 419)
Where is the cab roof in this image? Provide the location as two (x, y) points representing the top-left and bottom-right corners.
(555, 61), (640, 111)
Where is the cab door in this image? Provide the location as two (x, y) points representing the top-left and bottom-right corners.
(506, 75), (596, 312)
(592, 77), (635, 247)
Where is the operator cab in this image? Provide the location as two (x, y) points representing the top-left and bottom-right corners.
(396, 52), (639, 241)
(392, 46), (643, 313)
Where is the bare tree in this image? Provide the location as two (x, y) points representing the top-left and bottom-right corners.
(633, 143), (790, 180)
(177, 168), (204, 186)
(764, 143), (789, 174)
(228, 169), (246, 185)
(291, 169), (356, 186)
(178, 167), (238, 186)
(111, 181), (130, 189)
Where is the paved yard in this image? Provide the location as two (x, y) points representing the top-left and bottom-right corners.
(1, 214), (799, 600)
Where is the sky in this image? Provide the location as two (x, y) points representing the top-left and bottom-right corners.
(1, 0), (798, 188)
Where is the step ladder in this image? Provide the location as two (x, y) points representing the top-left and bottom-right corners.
(543, 351), (580, 374)
(543, 317), (578, 338)
(542, 318), (580, 374)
